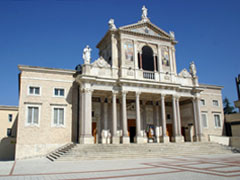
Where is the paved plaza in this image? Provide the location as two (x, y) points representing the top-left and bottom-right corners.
(0, 154), (240, 179)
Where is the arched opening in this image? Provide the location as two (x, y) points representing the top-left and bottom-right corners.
(141, 46), (154, 71)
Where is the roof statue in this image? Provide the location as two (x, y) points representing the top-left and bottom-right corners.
(82, 45), (92, 64)
(169, 31), (175, 39)
(141, 5), (149, 22)
(108, 18), (117, 30)
(189, 61), (197, 77)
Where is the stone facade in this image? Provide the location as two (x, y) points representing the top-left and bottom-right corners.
(0, 106), (18, 160)
(14, 6), (225, 159)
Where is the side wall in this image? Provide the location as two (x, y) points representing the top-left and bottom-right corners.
(200, 85), (224, 138)
(0, 106), (18, 160)
(16, 68), (75, 159)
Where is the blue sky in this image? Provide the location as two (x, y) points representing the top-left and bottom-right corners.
(0, 0), (239, 107)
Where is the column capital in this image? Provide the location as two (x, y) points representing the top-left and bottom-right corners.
(112, 90), (118, 96)
(81, 88), (93, 94)
(136, 91), (141, 97)
(192, 96), (200, 101)
(100, 96), (105, 103)
(173, 94), (180, 100)
(161, 93), (166, 98)
(122, 91), (128, 96)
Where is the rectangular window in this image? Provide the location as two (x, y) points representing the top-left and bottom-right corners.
(27, 106), (39, 125)
(53, 108), (64, 126)
(200, 99), (205, 106)
(214, 114), (221, 128)
(29, 86), (40, 95)
(54, 88), (65, 97)
(8, 114), (12, 122)
(201, 113), (208, 128)
(213, 100), (219, 106)
(7, 128), (12, 137)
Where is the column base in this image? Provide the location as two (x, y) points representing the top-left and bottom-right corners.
(79, 135), (94, 144)
(172, 136), (184, 143)
(160, 136), (170, 143)
(122, 136), (130, 144)
(112, 136), (120, 144)
(156, 137), (160, 143)
(194, 134), (206, 142)
(134, 136), (145, 144)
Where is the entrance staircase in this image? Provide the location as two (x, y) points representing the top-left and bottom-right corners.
(47, 142), (239, 161)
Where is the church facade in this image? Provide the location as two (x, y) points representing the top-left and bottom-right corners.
(15, 6), (224, 159)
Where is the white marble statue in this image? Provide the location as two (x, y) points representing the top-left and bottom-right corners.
(169, 31), (175, 39)
(189, 61), (197, 77)
(108, 18), (116, 30)
(82, 45), (92, 64)
(141, 5), (149, 21)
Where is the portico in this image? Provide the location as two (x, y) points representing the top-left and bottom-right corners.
(77, 83), (203, 144)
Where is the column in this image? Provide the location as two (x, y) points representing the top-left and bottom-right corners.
(172, 95), (178, 142)
(154, 101), (160, 143)
(176, 96), (184, 142)
(142, 100), (147, 141)
(194, 97), (204, 141)
(153, 54), (157, 72)
(79, 88), (94, 144)
(192, 98), (199, 141)
(135, 92), (144, 143)
(140, 52), (143, 70)
(157, 44), (162, 72)
(112, 91), (119, 144)
(122, 91), (130, 144)
(160, 94), (169, 143)
(99, 97), (105, 143)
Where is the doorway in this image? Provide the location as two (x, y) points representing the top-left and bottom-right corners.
(92, 122), (97, 144)
(128, 119), (136, 143)
(166, 124), (173, 142)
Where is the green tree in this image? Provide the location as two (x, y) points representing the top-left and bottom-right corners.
(223, 97), (236, 114)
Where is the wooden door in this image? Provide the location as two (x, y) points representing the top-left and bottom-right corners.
(92, 122), (97, 144)
(166, 124), (172, 141)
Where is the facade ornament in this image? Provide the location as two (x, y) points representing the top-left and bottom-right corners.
(169, 31), (175, 39)
(189, 61), (197, 77)
(108, 18), (117, 30)
(178, 68), (191, 78)
(82, 45), (92, 64)
(141, 5), (149, 22)
(92, 56), (110, 68)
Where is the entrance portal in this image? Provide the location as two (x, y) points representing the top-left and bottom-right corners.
(166, 124), (173, 142)
(128, 119), (136, 143)
(92, 122), (97, 144)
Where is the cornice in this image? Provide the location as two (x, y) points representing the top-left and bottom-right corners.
(199, 83), (224, 90)
(18, 65), (75, 75)
(0, 105), (18, 111)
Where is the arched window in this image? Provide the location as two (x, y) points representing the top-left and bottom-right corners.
(141, 46), (154, 71)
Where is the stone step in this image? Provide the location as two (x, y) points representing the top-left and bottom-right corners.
(55, 142), (236, 161)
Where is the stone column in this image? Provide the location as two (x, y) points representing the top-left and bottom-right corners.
(79, 88), (94, 144)
(193, 97), (204, 141)
(157, 44), (162, 72)
(112, 91), (119, 144)
(135, 92), (144, 143)
(140, 52), (143, 70)
(99, 97), (105, 143)
(176, 96), (184, 142)
(155, 101), (160, 143)
(172, 95), (178, 142)
(160, 94), (169, 143)
(122, 91), (130, 144)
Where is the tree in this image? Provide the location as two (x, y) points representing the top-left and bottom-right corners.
(223, 97), (236, 114)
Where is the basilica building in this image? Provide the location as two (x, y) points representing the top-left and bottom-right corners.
(15, 6), (224, 159)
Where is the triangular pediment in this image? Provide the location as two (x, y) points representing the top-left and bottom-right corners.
(91, 56), (110, 68)
(119, 21), (171, 39)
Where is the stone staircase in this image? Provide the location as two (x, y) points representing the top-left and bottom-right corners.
(46, 143), (76, 161)
(48, 142), (238, 161)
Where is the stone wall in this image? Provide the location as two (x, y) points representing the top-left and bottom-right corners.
(16, 66), (75, 159)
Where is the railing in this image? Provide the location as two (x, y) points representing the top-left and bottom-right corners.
(143, 71), (155, 80)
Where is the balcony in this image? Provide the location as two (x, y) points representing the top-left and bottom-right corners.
(143, 71), (155, 80)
